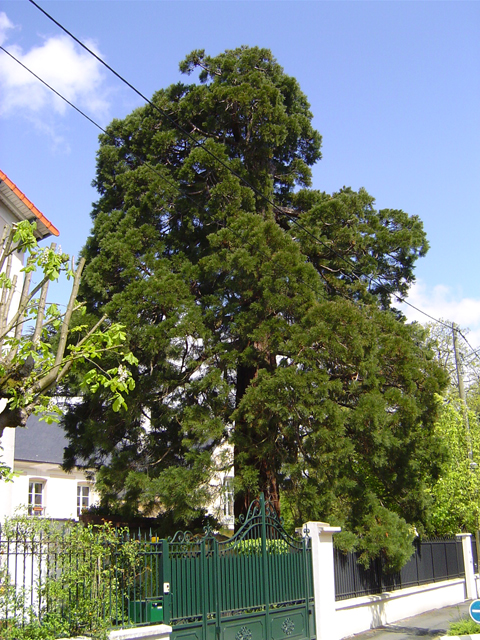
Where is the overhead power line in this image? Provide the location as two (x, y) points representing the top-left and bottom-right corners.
(27, 0), (423, 302)
(0, 45), (323, 300)
(458, 330), (480, 368)
(4, 7), (465, 338)
(26, 0), (331, 250)
(0, 45), (104, 133)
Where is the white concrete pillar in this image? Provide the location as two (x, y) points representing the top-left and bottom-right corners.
(457, 532), (477, 600)
(304, 521), (341, 640)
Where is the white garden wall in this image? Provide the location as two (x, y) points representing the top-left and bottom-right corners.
(335, 578), (466, 639)
(305, 523), (475, 640)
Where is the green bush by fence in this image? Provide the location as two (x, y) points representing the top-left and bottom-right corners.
(0, 516), (145, 639)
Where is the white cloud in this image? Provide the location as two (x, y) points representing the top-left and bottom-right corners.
(0, 11), (14, 46)
(0, 12), (110, 121)
(399, 280), (480, 348)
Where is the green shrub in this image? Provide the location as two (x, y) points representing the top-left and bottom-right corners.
(448, 616), (480, 636)
(1, 516), (142, 639)
(235, 538), (290, 555)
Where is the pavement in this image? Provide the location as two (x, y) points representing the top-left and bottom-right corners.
(345, 601), (472, 639)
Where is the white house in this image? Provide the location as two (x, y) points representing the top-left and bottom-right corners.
(4, 412), (98, 521)
(0, 170), (97, 523)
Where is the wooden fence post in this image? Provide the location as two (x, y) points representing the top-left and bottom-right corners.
(304, 522), (341, 640)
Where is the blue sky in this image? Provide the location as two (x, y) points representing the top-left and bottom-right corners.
(0, 1), (479, 341)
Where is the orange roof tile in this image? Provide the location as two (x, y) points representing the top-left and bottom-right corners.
(0, 170), (60, 238)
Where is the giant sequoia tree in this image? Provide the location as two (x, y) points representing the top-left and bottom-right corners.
(63, 47), (447, 564)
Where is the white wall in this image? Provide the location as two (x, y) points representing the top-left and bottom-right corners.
(306, 523), (473, 640)
(0, 202), (27, 515)
(6, 460), (98, 521)
(0, 201), (26, 319)
(336, 579), (467, 639)
(206, 443), (234, 530)
(0, 425), (16, 521)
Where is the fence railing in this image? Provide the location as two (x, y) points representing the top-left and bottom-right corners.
(0, 522), (164, 636)
(334, 538), (465, 601)
(0, 497), (313, 640)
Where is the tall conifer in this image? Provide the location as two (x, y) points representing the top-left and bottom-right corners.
(63, 47), (447, 565)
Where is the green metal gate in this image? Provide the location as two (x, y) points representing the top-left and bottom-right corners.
(164, 494), (315, 640)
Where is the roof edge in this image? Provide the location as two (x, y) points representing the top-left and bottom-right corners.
(0, 170), (60, 237)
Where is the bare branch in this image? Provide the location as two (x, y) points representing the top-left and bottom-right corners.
(0, 225), (15, 274)
(31, 242), (56, 344)
(29, 257), (86, 394)
(32, 280), (51, 344)
(55, 313), (108, 383)
(13, 271), (32, 341)
(0, 255), (13, 349)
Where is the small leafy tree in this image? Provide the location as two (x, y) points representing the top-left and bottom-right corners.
(426, 396), (480, 536)
(0, 221), (137, 478)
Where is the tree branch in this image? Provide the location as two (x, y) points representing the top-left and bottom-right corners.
(28, 258), (86, 395)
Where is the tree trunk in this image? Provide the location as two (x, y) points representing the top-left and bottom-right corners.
(0, 405), (28, 437)
(233, 360), (281, 525)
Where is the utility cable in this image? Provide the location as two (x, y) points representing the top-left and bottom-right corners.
(458, 330), (480, 367)
(0, 34), (459, 337)
(27, 0), (464, 335)
(0, 45), (323, 300)
(26, 0), (380, 286)
(0, 45), (104, 133)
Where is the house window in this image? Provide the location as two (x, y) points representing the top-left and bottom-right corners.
(77, 485), (90, 516)
(222, 477), (234, 519)
(28, 481), (45, 516)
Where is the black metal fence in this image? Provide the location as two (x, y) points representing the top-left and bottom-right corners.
(334, 538), (465, 601)
(0, 521), (164, 635)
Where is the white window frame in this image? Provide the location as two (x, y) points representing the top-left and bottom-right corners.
(222, 476), (234, 519)
(77, 484), (90, 517)
(28, 480), (46, 517)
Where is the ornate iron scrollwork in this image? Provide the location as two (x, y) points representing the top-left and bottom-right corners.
(169, 530), (194, 543)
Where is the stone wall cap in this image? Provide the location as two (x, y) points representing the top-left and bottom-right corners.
(109, 624), (173, 640)
(304, 521), (342, 533)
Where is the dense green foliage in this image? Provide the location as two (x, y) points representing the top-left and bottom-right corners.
(447, 617), (480, 636)
(63, 46), (447, 565)
(426, 397), (480, 536)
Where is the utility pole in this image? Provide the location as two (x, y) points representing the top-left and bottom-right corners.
(452, 322), (480, 570)
(452, 323), (473, 458)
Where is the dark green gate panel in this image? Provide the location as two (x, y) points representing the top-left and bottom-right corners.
(170, 624), (216, 640)
(270, 607), (309, 640)
(170, 494), (315, 640)
(222, 616), (265, 640)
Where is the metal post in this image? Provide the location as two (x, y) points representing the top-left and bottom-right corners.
(260, 493), (271, 640)
(452, 323), (473, 457)
(452, 323), (480, 571)
(162, 538), (171, 625)
(302, 530), (312, 637)
(201, 538), (208, 640)
(214, 536), (221, 640)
